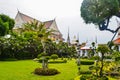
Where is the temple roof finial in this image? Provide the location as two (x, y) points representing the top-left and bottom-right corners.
(67, 27), (70, 46)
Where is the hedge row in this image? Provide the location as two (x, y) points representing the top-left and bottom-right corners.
(80, 75), (108, 80)
(80, 60), (94, 65)
(79, 71), (92, 74)
(39, 59), (67, 63)
(48, 60), (67, 63)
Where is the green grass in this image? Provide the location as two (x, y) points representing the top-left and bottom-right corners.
(0, 59), (78, 80)
(0, 59), (118, 80)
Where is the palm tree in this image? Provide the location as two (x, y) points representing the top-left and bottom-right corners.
(24, 20), (53, 69)
(97, 45), (110, 77)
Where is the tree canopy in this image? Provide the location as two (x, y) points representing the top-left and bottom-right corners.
(81, 0), (120, 34)
(0, 14), (14, 36)
(81, 0), (119, 25)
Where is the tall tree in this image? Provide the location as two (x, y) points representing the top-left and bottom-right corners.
(0, 14), (14, 36)
(81, 0), (120, 33)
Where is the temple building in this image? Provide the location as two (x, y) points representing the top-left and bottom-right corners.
(13, 11), (64, 41)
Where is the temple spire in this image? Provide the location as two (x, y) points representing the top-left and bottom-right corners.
(67, 27), (70, 46)
(77, 33), (79, 44)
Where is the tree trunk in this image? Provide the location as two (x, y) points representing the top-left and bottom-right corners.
(100, 53), (104, 77)
(41, 41), (48, 69)
(42, 57), (45, 69)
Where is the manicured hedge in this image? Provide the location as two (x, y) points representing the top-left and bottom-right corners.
(80, 75), (108, 80)
(80, 60), (94, 65)
(0, 58), (18, 61)
(79, 71), (92, 74)
(34, 68), (60, 75)
(48, 60), (67, 63)
(38, 59), (67, 63)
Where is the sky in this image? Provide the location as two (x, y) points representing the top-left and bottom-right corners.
(0, 0), (119, 44)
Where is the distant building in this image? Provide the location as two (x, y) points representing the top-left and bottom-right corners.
(113, 32), (120, 51)
(13, 11), (64, 41)
(71, 35), (78, 45)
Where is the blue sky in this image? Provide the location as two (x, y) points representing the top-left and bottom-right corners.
(0, 0), (119, 44)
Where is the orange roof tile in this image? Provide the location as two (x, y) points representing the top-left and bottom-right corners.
(114, 38), (120, 44)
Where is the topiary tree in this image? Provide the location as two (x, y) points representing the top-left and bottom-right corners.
(24, 20), (54, 70)
(97, 45), (110, 77)
(51, 54), (58, 60)
(38, 52), (49, 69)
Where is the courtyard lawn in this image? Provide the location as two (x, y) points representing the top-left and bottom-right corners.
(0, 59), (79, 80)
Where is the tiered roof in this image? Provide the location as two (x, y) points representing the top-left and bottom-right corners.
(17, 11), (35, 23)
(44, 20), (54, 29)
(14, 11), (63, 41)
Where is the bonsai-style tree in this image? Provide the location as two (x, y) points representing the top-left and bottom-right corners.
(97, 45), (110, 77)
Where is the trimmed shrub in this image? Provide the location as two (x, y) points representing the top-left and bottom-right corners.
(81, 60), (94, 65)
(90, 56), (100, 60)
(38, 56), (50, 63)
(51, 54), (58, 60)
(80, 75), (108, 80)
(37, 52), (47, 58)
(39, 59), (67, 63)
(48, 59), (67, 63)
(115, 56), (120, 61)
(79, 71), (92, 74)
(89, 65), (95, 70)
(0, 58), (18, 61)
(89, 65), (100, 70)
(38, 58), (43, 63)
(34, 68), (60, 75)
(106, 72), (120, 76)
(104, 56), (112, 59)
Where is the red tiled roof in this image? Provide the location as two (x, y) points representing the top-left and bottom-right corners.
(19, 12), (35, 22)
(44, 20), (53, 28)
(114, 38), (120, 44)
(18, 11), (53, 28)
